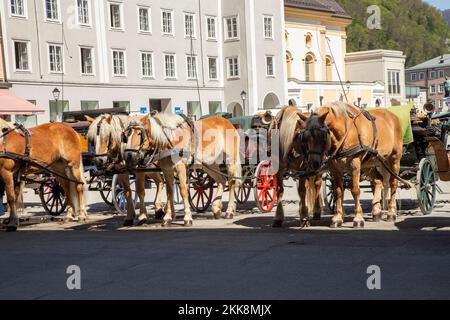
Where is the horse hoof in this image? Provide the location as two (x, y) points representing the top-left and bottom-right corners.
(330, 221), (343, 228)
(154, 209), (165, 220)
(78, 217), (87, 223)
(300, 218), (310, 228)
(6, 226), (17, 232)
(137, 219), (147, 226)
(184, 220), (193, 227)
(372, 215), (382, 223)
(225, 213), (234, 220)
(353, 220), (365, 229)
(313, 214), (321, 221)
(123, 220), (134, 227)
(213, 213), (221, 220)
(272, 220), (283, 228)
(162, 220), (172, 227)
(387, 215), (396, 222)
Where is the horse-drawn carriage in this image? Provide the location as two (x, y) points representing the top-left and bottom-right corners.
(321, 105), (450, 216)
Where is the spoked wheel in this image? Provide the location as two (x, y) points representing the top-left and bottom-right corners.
(98, 177), (114, 207)
(254, 161), (277, 213)
(235, 167), (253, 204)
(322, 172), (336, 213)
(416, 158), (437, 215)
(111, 174), (138, 215)
(39, 178), (68, 216)
(188, 169), (214, 213)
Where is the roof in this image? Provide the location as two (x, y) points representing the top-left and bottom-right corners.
(285, 0), (352, 19)
(406, 54), (450, 71)
(0, 89), (45, 115)
(63, 107), (129, 122)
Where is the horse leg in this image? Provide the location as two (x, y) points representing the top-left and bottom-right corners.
(118, 174), (136, 226)
(350, 159), (365, 228)
(272, 169), (285, 228)
(313, 176), (323, 220)
(175, 163), (193, 226)
(225, 163), (240, 219)
(161, 167), (176, 227)
(151, 173), (165, 220)
(369, 170), (383, 222)
(56, 178), (76, 222)
(297, 178), (310, 227)
(205, 169), (225, 220)
(2, 171), (18, 232)
(135, 173), (148, 225)
(387, 160), (400, 222)
(330, 170), (344, 228)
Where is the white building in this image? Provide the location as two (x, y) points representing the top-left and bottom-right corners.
(0, 0), (286, 125)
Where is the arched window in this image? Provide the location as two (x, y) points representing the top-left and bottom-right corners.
(286, 51), (293, 79)
(325, 56), (333, 81)
(305, 53), (315, 82)
(305, 33), (312, 48)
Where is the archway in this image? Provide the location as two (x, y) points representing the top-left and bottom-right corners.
(325, 56), (333, 81)
(305, 52), (315, 81)
(305, 33), (312, 48)
(286, 51), (293, 79)
(263, 93), (280, 110)
(227, 102), (243, 117)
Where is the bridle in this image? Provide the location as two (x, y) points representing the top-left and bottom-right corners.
(123, 122), (159, 166)
(91, 115), (123, 166)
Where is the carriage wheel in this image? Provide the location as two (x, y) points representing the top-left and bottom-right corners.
(322, 172), (336, 213)
(416, 158), (437, 215)
(188, 169), (214, 213)
(39, 178), (68, 216)
(111, 174), (138, 215)
(235, 167), (253, 204)
(99, 177), (114, 207)
(254, 161), (277, 213)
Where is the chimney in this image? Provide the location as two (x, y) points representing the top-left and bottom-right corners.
(440, 55), (445, 64)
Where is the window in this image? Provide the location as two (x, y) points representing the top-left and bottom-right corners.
(77, 0), (90, 25)
(186, 55), (197, 79)
(227, 57), (239, 79)
(286, 51), (293, 79)
(419, 72), (425, 80)
(10, 0), (26, 17)
(164, 54), (176, 78)
(113, 101), (130, 112)
(45, 0), (59, 21)
(430, 85), (436, 94)
(208, 57), (218, 80)
(263, 15), (273, 39)
(184, 13), (195, 37)
(325, 56), (333, 81)
(187, 101), (201, 120)
(80, 47), (93, 75)
(429, 70), (436, 79)
(305, 54), (315, 81)
(14, 41), (30, 71)
(388, 70), (401, 94)
(225, 16), (238, 40)
(81, 101), (99, 111)
(439, 84), (445, 93)
(48, 44), (63, 73)
(15, 115), (37, 128)
(138, 7), (150, 32)
(266, 56), (274, 77)
(162, 10), (174, 35)
(411, 73), (417, 81)
(206, 16), (216, 40)
(141, 52), (153, 78)
(49, 100), (69, 121)
(209, 102), (222, 114)
(109, 3), (122, 29)
(112, 50), (126, 76)
(305, 34), (312, 48)
(439, 70), (445, 78)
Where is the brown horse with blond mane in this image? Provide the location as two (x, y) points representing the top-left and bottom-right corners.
(299, 102), (403, 228)
(0, 119), (86, 231)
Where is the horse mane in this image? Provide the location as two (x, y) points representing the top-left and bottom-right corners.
(0, 118), (13, 131)
(87, 114), (131, 144)
(316, 101), (358, 117)
(148, 113), (185, 147)
(272, 106), (302, 161)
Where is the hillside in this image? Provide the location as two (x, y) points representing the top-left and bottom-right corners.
(444, 9), (450, 26)
(336, 0), (450, 67)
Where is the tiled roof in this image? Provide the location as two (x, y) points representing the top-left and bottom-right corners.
(285, 0), (352, 19)
(406, 54), (450, 71)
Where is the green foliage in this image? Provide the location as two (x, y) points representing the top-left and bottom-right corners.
(337, 0), (450, 67)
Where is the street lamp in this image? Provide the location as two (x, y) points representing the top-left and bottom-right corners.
(240, 90), (247, 116)
(52, 88), (61, 122)
(345, 80), (351, 93)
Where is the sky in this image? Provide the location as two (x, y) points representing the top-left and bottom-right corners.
(425, 0), (449, 10)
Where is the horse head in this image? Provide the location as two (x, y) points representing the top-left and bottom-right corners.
(300, 111), (330, 172)
(86, 114), (120, 168)
(123, 115), (154, 168)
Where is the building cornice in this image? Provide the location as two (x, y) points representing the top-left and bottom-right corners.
(285, 7), (352, 28)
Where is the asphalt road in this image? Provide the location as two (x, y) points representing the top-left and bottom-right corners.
(1, 179), (450, 300)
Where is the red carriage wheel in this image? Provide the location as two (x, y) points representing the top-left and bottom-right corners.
(188, 169), (214, 213)
(254, 160), (277, 213)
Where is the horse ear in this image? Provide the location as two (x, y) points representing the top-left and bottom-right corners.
(318, 111), (329, 124)
(105, 114), (112, 124)
(84, 115), (95, 123)
(297, 112), (308, 122)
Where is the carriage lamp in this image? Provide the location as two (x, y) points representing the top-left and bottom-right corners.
(241, 91), (247, 115)
(52, 87), (61, 101)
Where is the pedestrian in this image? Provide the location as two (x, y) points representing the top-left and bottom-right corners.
(444, 76), (450, 98)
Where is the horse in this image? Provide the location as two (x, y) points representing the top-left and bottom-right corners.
(299, 101), (403, 228)
(0, 118), (86, 231)
(269, 106), (323, 228)
(123, 113), (241, 226)
(85, 114), (165, 226)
